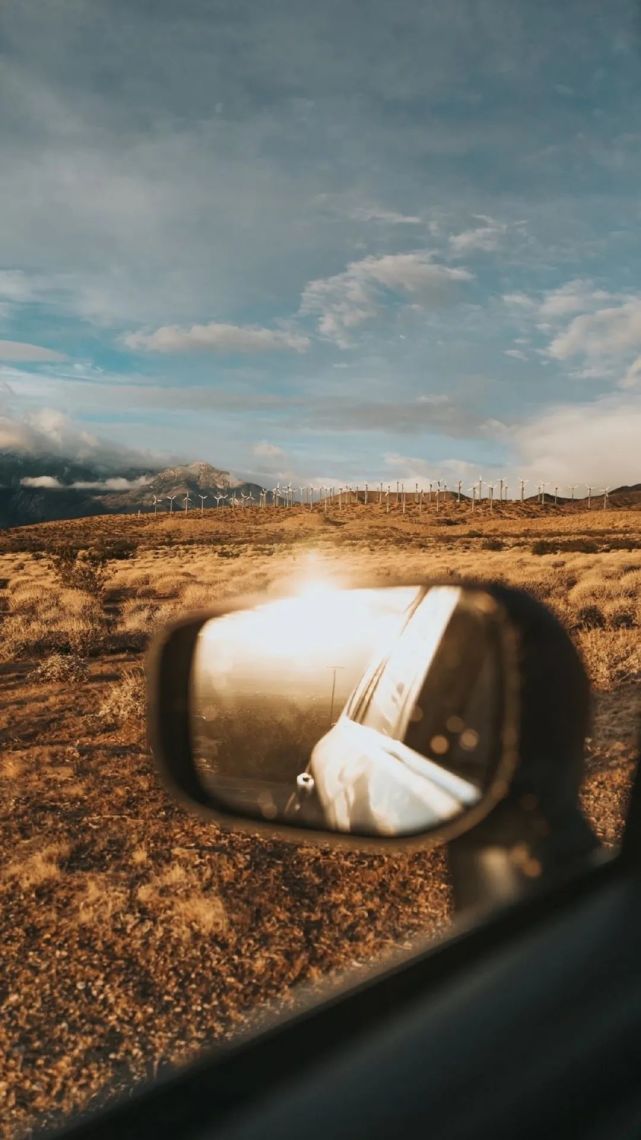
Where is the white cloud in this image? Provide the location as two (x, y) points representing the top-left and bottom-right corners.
(0, 406), (162, 468)
(253, 441), (286, 460)
(547, 297), (641, 362)
(20, 473), (151, 491)
(449, 215), (524, 255)
(621, 354), (641, 389)
(502, 292), (535, 308)
(0, 270), (38, 304)
(300, 251), (473, 346)
(123, 322), (310, 354)
(514, 394), (641, 487)
(0, 339), (68, 363)
(504, 348), (527, 360)
(503, 280), (641, 387)
(349, 205), (423, 226)
(537, 279), (618, 320)
(71, 476), (152, 491)
(21, 475), (63, 489)
(382, 452), (490, 488)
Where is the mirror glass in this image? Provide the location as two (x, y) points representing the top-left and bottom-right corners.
(188, 585), (509, 837)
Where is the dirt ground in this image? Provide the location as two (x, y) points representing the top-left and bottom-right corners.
(0, 500), (640, 1137)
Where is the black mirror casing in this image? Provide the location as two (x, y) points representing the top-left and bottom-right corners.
(146, 577), (521, 853)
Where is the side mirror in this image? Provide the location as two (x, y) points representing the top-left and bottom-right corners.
(147, 581), (520, 848)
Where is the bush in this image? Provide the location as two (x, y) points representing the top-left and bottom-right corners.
(578, 629), (641, 690)
(531, 539), (556, 555)
(33, 653), (88, 684)
(49, 545), (107, 595)
(98, 538), (137, 562)
(98, 668), (146, 727)
(481, 537), (504, 551)
(575, 603), (606, 630)
(0, 589), (105, 661)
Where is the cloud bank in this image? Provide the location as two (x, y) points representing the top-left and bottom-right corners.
(123, 322), (310, 355)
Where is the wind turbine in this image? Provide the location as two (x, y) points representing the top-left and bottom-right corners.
(183, 493), (192, 513)
(198, 494), (207, 515)
(602, 486), (610, 510)
(167, 493), (177, 515)
(152, 494), (160, 517)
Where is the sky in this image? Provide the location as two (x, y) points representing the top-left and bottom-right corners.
(0, 0), (640, 492)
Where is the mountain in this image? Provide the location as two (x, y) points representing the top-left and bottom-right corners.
(0, 456), (265, 528)
(101, 462), (264, 512)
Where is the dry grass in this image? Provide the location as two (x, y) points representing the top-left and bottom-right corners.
(0, 502), (639, 1137)
(98, 667), (147, 727)
(3, 842), (71, 890)
(33, 653), (89, 685)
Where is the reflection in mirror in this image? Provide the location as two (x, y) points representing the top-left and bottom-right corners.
(189, 585), (507, 837)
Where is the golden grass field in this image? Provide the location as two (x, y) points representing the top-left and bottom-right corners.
(1, 498), (640, 1137)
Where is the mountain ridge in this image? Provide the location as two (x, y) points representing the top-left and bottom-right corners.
(0, 455), (265, 528)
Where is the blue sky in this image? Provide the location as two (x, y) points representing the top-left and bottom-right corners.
(0, 0), (640, 491)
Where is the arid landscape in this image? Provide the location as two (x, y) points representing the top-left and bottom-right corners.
(1, 498), (640, 1138)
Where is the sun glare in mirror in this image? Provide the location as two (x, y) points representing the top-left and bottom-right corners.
(189, 585), (507, 839)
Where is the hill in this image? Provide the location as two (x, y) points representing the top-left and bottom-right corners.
(0, 456), (264, 527)
(106, 462), (263, 513)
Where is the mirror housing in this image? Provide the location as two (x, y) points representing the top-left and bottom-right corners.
(147, 578), (521, 851)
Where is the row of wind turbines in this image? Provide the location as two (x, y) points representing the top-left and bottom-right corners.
(145, 478), (614, 516)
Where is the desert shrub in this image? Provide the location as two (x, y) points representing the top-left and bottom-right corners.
(0, 595), (105, 660)
(531, 539), (556, 556)
(601, 598), (637, 629)
(98, 668), (146, 727)
(569, 578), (619, 605)
(615, 565), (638, 592)
(574, 603), (606, 630)
(561, 538), (599, 554)
(151, 572), (187, 597)
(578, 629), (641, 690)
(112, 600), (164, 650)
(180, 583), (220, 610)
(7, 582), (49, 613)
(481, 537), (503, 551)
(49, 545), (107, 595)
(0, 614), (56, 659)
(98, 538), (137, 562)
(33, 653), (88, 684)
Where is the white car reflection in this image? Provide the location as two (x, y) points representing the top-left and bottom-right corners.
(309, 586), (481, 836)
